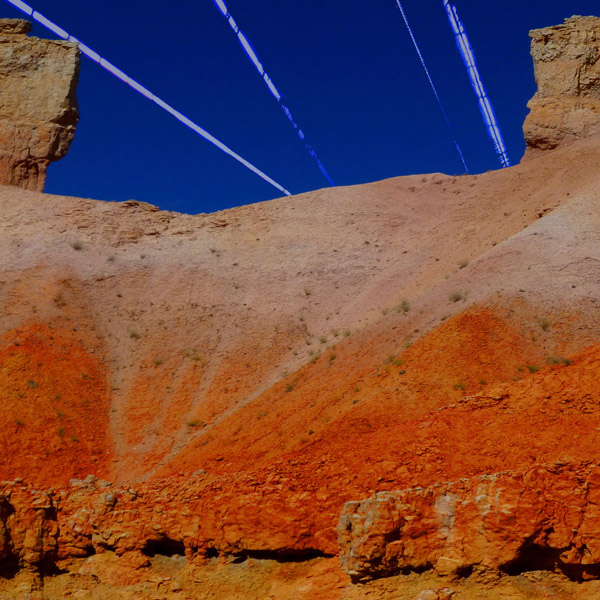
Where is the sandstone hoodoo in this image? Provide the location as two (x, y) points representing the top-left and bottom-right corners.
(1, 12), (600, 600)
(0, 18), (79, 191)
(524, 15), (600, 155)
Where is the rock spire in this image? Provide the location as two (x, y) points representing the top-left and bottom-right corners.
(0, 18), (79, 191)
(524, 15), (600, 156)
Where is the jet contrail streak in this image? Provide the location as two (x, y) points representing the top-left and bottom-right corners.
(2, 0), (292, 196)
(211, 0), (335, 186)
(443, 0), (510, 168)
(394, 0), (469, 174)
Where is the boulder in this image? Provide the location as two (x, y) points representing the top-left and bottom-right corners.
(338, 462), (600, 581)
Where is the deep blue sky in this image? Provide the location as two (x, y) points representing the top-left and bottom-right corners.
(3, 0), (599, 213)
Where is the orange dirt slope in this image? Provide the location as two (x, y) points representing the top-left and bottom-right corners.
(0, 321), (112, 486)
(0, 136), (599, 488)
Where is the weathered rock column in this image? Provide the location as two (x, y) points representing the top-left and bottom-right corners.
(524, 15), (600, 157)
(0, 18), (80, 191)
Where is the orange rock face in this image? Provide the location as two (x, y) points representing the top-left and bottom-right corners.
(0, 19), (79, 191)
(0, 484), (58, 575)
(339, 462), (600, 582)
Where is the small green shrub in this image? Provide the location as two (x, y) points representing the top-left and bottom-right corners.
(28, 379), (38, 388)
(546, 356), (571, 366)
(453, 382), (466, 391)
(187, 420), (202, 428)
(458, 260), (469, 269)
(449, 291), (465, 303)
(396, 299), (411, 313)
(285, 384), (295, 393)
(71, 241), (83, 250)
(527, 365), (540, 373)
(343, 329), (351, 338)
(129, 330), (141, 340)
(538, 318), (551, 331)
(58, 427), (65, 438)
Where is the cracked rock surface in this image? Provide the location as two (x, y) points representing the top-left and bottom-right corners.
(0, 18), (79, 191)
(339, 462), (600, 582)
(524, 15), (600, 156)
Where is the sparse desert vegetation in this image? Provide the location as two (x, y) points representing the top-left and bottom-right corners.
(1, 14), (600, 598)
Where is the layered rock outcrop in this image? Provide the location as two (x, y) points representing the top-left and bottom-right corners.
(524, 15), (600, 155)
(8, 461), (600, 591)
(0, 473), (334, 580)
(0, 19), (79, 191)
(338, 462), (600, 582)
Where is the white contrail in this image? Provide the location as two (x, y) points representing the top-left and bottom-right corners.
(210, 0), (335, 186)
(394, 0), (469, 174)
(443, 0), (510, 168)
(3, 0), (292, 196)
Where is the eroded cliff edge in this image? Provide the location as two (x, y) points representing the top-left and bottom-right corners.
(524, 15), (600, 155)
(0, 19), (79, 191)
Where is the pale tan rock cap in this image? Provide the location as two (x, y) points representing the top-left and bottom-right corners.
(0, 18), (80, 191)
(523, 15), (600, 158)
(0, 18), (32, 35)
